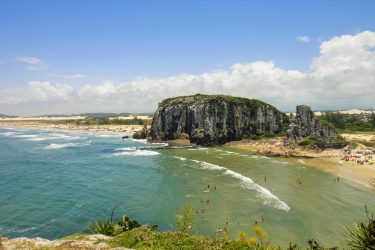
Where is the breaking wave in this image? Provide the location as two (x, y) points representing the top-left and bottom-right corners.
(191, 160), (290, 211)
(112, 150), (160, 156)
(45, 141), (92, 150)
(112, 147), (159, 156)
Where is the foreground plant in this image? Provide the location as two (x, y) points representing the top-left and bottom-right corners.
(175, 204), (194, 233)
(88, 206), (141, 236)
(88, 219), (116, 236)
(346, 206), (375, 249)
(346, 180), (375, 250)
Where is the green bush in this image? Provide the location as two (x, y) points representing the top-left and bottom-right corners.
(178, 132), (189, 140)
(346, 216), (375, 249)
(88, 220), (116, 236)
(175, 204), (194, 234)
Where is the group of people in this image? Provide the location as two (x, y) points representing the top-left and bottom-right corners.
(341, 148), (374, 165)
(215, 216), (265, 237)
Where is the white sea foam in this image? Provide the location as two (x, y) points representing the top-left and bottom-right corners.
(96, 134), (119, 138)
(0, 131), (20, 136)
(45, 141), (92, 149)
(26, 134), (83, 141)
(1, 226), (38, 234)
(131, 138), (148, 144)
(113, 150), (159, 156)
(191, 160), (290, 211)
(174, 156), (187, 161)
(13, 134), (39, 138)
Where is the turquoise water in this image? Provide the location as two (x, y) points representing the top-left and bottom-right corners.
(1, 126), (375, 247)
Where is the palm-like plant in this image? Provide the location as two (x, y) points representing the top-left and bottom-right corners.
(346, 179), (375, 249)
(346, 220), (375, 249)
(88, 219), (116, 236)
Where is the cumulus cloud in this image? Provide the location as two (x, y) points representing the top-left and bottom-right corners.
(296, 36), (310, 43)
(48, 73), (86, 79)
(15, 56), (48, 70)
(1, 31), (375, 115)
(0, 81), (73, 105)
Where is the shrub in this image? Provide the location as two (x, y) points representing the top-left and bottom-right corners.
(178, 132), (189, 139)
(346, 217), (375, 249)
(175, 204), (194, 233)
(88, 220), (116, 236)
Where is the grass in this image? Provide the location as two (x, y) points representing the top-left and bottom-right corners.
(108, 225), (281, 250)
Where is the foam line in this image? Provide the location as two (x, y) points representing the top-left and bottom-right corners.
(191, 160), (290, 211)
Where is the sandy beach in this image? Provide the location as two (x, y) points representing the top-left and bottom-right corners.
(226, 135), (375, 188)
(0, 120), (144, 136)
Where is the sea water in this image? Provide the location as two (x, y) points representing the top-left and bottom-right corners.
(0, 127), (374, 247)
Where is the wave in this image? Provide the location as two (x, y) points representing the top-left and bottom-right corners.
(1, 226), (38, 234)
(26, 134), (83, 141)
(174, 156), (187, 161)
(95, 134), (119, 138)
(0, 131), (20, 136)
(191, 160), (290, 211)
(112, 147), (159, 156)
(131, 138), (148, 144)
(45, 141), (92, 150)
(13, 134), (39, 138)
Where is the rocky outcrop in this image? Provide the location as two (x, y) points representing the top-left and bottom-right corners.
(151, 94), (289, 146)
(0, 234), (130, 250)
(285, 105), (346, 148)
(133, 124), (148, 139)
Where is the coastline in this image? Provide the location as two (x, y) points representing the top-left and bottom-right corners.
(0, 120), (143, 136)
(226, 138), (375, 188)
(2, 120), (375, 188)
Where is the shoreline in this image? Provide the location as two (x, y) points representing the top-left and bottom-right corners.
(2, 121), (375, 188)
(0, 121), (143, 136)
(226, 138), (375, 188)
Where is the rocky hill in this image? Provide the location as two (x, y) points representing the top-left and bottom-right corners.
(151, 94), (289, 146)
(285, 105), (346, 148)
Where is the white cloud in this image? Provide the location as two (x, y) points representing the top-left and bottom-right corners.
(296, 36), (310, 43)
(15, 56), (48, 70)
(0, 81), (73, 105)
(48, 73), (86, 79)
(1, 30), (375, 115)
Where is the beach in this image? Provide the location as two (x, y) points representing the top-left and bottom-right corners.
(226, 135), (375, 188)
(0, 119), (144, 136)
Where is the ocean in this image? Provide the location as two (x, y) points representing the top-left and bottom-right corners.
(0, 126), (374, 247)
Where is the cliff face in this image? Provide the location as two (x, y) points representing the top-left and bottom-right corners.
(285, 105), (345, 147)
(151, 94), (288, 146)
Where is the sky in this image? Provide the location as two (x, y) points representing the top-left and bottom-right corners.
(0, 0), (375, 116)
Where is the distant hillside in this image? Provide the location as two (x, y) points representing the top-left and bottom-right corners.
(0, 114), (17, 118)
(34, 112), (154, 118)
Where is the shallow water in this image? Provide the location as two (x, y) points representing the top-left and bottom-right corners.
(0, 127), (374, 247)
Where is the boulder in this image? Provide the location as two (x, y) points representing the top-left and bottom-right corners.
(133, 125), (148, 139)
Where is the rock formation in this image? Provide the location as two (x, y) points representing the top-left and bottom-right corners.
(151, 94), (289, 146)
(285, 105), (345, 148)
(133, 124), (148, 139)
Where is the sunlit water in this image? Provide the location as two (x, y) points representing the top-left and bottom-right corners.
(0, 127), (374, 247)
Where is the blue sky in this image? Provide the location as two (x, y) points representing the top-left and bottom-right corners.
(0, 0), (375, 115)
